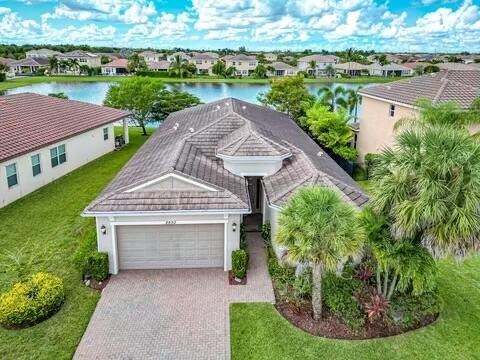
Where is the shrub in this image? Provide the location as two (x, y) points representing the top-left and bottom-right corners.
(0, 272), (65, 328)
(261, 223), (271, 244)
(364, 153), (379, 179)
(388, 289), (442, 327)
(73, 228), (97, 271)
(323, 272), (365, 331)
(83, 252), (109, 281)
(136, 71), (171, 78)
(0, 73), (6, 82)
(293, 270), (312, 300)
(232, 249), (248, 279)
(240, 223), (247, 250)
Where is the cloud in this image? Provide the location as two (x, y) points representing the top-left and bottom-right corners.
(252, 15), (309, 42)
(126, 12), (191, 39)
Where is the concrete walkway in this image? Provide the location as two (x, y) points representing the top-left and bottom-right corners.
(74, 232), (274, 360)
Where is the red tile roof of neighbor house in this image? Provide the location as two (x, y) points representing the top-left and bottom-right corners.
(101, 59), (129, 68)
(0, 93), (129, 163)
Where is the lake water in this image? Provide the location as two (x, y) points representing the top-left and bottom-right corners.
(4, 81), (375, 105)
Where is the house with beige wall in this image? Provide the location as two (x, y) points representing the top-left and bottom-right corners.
(356, 70), (480, 163)
(25, 48), (61, 59)
(0, 93), (129, 208)
(297, 54), (339, 76)
(189, 53), (217, 75)
(222, 55), (258, 76)
(138, 51), (163, 62)
(57, 50), (102, 69)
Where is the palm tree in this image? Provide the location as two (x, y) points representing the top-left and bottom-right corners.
(225, 66), (236, 78)
(169, 55), (186, 78)
(48, 57), (58, 74)
(59, 60), (69, 74)
(370, 125), (480, 258)
(308, 60), (317, 78)
(345, 86), (363, 122)
(68, 59), (80, 75)
(317, 85), (346, 111)
(324, 64), (335, 77)
(276, 186), (363, 320)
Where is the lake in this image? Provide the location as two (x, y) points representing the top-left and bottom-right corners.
(4, 81), (376, 105)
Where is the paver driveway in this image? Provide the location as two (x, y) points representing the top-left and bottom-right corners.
(74, 233), (274, 360)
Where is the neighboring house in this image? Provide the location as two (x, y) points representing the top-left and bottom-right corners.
(0, 57), (16, 78)
(297, 55), (339, 76)
(264, 53), (277, 62)
(139, 51), (163, 62)
(0, 93), (130, 208)
(83, 98), (367, 274)
(147, 60), (170, 72)
(189, 53), (217, 75)
(268, 61), (298, 77)
(167, 52), (191, 62)
(57, 50), (102, 69)
(11, 57), (49, 75)
(437, 62), (480, 71)
(367, 63), (413, 77)
(101, 59), (129, 75)
(356, 70), (480, 162)
(222, 55), (258, 76)
(25, 48), (61, 59)
(335, 62), (369, 76)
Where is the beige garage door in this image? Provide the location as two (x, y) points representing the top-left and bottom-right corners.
(116, 224), (224, 269)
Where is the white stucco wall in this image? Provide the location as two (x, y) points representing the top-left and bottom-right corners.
(0, 124), (115, 208)
(220, 157), (284, 177)
(95, 213), (241, 274)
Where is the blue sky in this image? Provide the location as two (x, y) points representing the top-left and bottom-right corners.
(0, 0), (479, 52)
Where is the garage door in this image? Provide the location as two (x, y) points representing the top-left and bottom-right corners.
(116, 224), (224, 269)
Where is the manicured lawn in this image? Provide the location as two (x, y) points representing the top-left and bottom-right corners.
(0, 75), (401, 91)
(231, 255), (480, 359)
(0, 128), (149, 359)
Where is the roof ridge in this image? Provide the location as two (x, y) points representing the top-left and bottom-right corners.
(433, 76), (449, 103)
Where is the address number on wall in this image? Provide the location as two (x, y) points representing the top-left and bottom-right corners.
(165, 220), (177, 225)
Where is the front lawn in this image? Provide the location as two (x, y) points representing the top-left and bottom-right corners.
(0, 128), (149, 359)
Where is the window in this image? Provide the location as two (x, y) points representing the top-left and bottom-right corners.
(31, 154), (41, 176)
(6, 163), (18, 188)
(50, 144), (66, 168)
(103, 127), (109, 141)
(195, 60), (202, 64)
(389, 104), (395, 117)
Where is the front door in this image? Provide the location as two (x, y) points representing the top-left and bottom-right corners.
(247, 177), (262, 214)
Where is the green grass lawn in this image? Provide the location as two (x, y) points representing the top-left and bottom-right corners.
(230, 255), (480, 360)
(0, 128), (149, 359)
(0, 75), (401, 91)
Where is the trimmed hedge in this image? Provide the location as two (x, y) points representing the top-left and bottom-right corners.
(0, 272), (65, 328)
(240, 223), (247, 250)
(136, 70), (171, 78)
(83, 252), (109, 281)
(232, 249), (248, 279)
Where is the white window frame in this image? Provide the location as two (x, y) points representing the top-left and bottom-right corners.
(31, 154), (42, 177)
(389, 104), (395, 117)
(103, 127), (109, 141)
(6, 163), (18, 188)
(50, 144), (67, 168)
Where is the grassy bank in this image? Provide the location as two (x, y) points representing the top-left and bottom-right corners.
(0, 75), (401, 91)
(0, 128), (148, 359)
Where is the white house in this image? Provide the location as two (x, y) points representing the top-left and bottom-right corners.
(57, 50), (102, 69)
(83, 98), (367, 274)
(101, 59), (129, 75)
(0, 93), (129, 208)
(138, 51), (163, 62)
(189, 53), (217, 75)
(297, 54), (339, 76)
(167, 52), (191, 62)
(25, 48), (61, 59)
(222, 55), (258, 76)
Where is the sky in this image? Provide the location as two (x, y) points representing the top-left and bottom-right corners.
(0, 0), (479, 52)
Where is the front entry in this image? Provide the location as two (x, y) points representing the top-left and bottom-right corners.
(247, 177), (262, 214)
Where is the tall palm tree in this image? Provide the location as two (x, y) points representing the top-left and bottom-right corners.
(324, 64), (335, 77)
(317, 85), (346, 111)
(48, 57), (58, 74)
(345, 86), (363, 122)
(68, 58), (80, 75)
(276, 186), (363, 320)
(169, 54), (186, 79)
(308, 60), (317, 78)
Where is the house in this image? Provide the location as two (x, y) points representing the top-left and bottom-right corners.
(367, 63), (413, 77)
(189, 53), (217, 75)
(0, 57), (16, 78)
(268, 62), (298, 77)
(167, 52), (191, 62)
(147, 60), (170, 72)
(57, 50), (102, 69)
(139, 51), (163, 62)
(0, 93), (130, 208)
(437, 62), (480, 71)
(83, 98), (367, 274)
(101, 59), (129, 75)
(264, 53), (277, 62)
(25, 48), (61, 59)
(356, 70), (480, 163)
(297, 55), (339, 76)
(11, 57), (49, 75)
(335, 62), (369, 76)
(222, 55), (258, 76)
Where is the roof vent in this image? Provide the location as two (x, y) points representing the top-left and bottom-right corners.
(189, 127), (195, 133)
(386, 86), (391, 90)
(242, 105), (246, 110)
(216, 105), (221, 110)
(225, 102), (230, 106)
(173, 122), (179, 130)
(317, 151), (323, 157)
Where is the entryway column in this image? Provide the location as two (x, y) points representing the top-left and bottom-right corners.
(123, 117), (129, 144)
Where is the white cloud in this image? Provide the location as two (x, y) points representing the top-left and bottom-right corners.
(126, 12), (191, 39)
(252, 15), (309, 42)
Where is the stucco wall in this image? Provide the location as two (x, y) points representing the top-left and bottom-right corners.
(95, 213), (241, 274)
(1, 124), (115, 208)
(356, 96), (418, 163)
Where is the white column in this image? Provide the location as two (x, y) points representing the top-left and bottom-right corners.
(123, 118), (129, 144)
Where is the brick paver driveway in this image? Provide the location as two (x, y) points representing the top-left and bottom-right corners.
(74, 233), (274, 360)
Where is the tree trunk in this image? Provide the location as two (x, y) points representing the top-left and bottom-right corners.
(311, 262), (324, 321)
(139, 120), (147, 136)
(376, 265), (382, 294)
(387, 273), (398, 300)
(383, 268), (389, 297)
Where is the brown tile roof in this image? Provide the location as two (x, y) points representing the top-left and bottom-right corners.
(147, 61), (170, 70)
(359, 70), (480, 109)
(270, 62), (296, 71)
(12, 57), (49, 67)
(101, 59), (128, 68)
(85, 98), (367, 214)
(298, 54), (339, 62)
(0, 57), (16, 66)
(0, 93), (129, 163)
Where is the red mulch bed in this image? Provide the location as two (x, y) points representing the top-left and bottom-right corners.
(229, 271), (247, 285)
(87, 276), (110, 291)
(275, 301), (438, 339)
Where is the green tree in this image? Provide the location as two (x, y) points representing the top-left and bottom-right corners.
(308, 60), (317, 78)
(127, 54), (148, 73)
(423, 64), (440, 73)
(68, 58), (80, 75)
(212, 60), (226, 77)
(225, 66), (236, 78)
(151, 89), (201, 122)
(0, 63), (9, 81)
(344, 86), (363, 121)
(48, 57), (58, 74)
(306, 102), (358, 161)
(317, 85), (346, 111)
(257, 76), (315, 124)
(254, 64), (267, 78)
(48, 92), (68, 99)
(104, 77), (164, 136)
(277, 186), (363, 320)
(324, 64), (335, 77)
(100, 55), (110, 64)
(169, 54), (195, 78)
(257, 53), (267, 64)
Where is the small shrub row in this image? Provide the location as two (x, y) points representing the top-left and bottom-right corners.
(388, 290), (442, 327)
(73, 229), (109, 281)
(261, 223), (271, 244)
(0, 272), (65, 328)
(232, 249), (248, 279)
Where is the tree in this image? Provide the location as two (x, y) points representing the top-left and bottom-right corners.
(225, 66), (236, 78)
(423, 64), (440, 73)
(277, 186), (363, 320)
(169, 54), (195, 78)
(308, 60), (317, 78)
(100, 55), (110, 64)
(0, 63), (9, 81)
(254, 64), (267, 78)
(257, 76), (315, 124)
(212, 60), (226, 77)
(317, 85), (346, 111)
(104, 77), (165, 136)
(151, 89), (201, 122)
(68, 58), (80, 75)
(324, 64), (335, 77)
(373, 54), (390, 66)
(48, 92), (68, 99)
(306, 102), (358, 161)
(49, 57), (58, 74)
(344, 86), (363, 121)
(127, 54), (148, 73)
(257, 53), (267, 64)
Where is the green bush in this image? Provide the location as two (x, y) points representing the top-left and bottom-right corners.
(83, 252), (109, 281)
(0, 272), (65, 328)
(261, 223), (271, 244)
(73, 229), (97, 271)
(136, 71), (171, 78)
(232, 249), (248, 279)
(323, 272), (365, 331)
(364, 153), (380, 179)
(0, 73), (6, 82)
(389, 289), (442, 327)
(240, 223), (247, 250)
(293, 270), (312, 300)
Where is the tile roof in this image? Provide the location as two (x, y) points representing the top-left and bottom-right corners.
(335, 62), (369, 70)
(101, 59), (128, 68)
(12, 58), (49, 67)
(437, 63), (480, 71)
(59, 50), (98, 58)
(223, 54), (257, 61)
(298, 54), (339, 62)
(147, 60), (170, 70)
(270, 61), (296, 70)
(0, 93), (129, 163)
(85, 98), (367, 214)
(359, 70), (480, 109)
